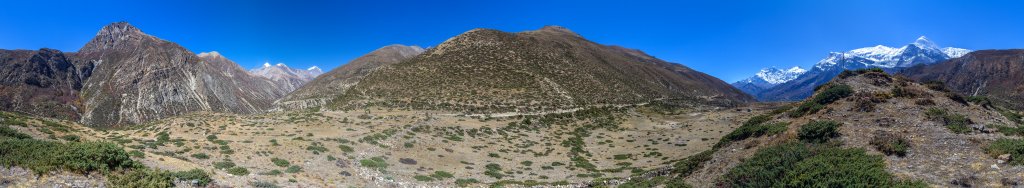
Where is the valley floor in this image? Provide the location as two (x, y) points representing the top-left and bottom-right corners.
(0, 104), (769, 187)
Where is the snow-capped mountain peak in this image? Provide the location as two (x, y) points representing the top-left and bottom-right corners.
(814, 36), (971, 69)
(263, 62), (271, 67)
(912, 36), (940, 50)
(276, 63), (287, 67)
(753, 66), (807, 84)
(307, 66), (321, 71)
(942, 47), (971, 58)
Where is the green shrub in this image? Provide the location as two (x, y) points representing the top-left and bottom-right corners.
(359, 157), (388, 170)
(338, 144), (354, 153)
(259, 169), (283, 175)
(925, 108), (973, 134)
(722, 142), (924, 187)
(129, 150), (145, 158)
(191, 153), (209, 159)
(798, 121), (842, 143)
(169, 169), (212, 186)
(271, 158), (290, 167)
(213, 161), (235, 170)
(249, 181), (280, 188)
(484, 163), (504, 179)
(60, 135), (81, 142)
(431, 170), (454, 179)
(722, 142), (813, 187)
(788, 102), (825, 118)
(789, 84), (853, 117)
(414, 175), (435, 181)
(986, 138), (1024, 165)
(870, 132), (910, 157)
(780, 148), (925, 187)
(108, 168), (211, 188)
(226, 166), (249, 176)
(0, 139), (136, 174)
(989, 124), (1024, 136)
(0, 125), (31, 139)
(455, 178), (480, 187)
(285, 165), (302, 173)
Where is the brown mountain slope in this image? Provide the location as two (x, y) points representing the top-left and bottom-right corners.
(901, 49), (1024, 110)
(73, 22), (287, 127)
(274, 44), (424, 110)
(333, 26), (752, 112)
(0, 48), (91, 119)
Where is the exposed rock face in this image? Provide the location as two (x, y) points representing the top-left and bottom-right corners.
(247, 60), (323, 92)
(273, 44), (424, 110)
(334, 26), (753, 112)
(73, 22), (287, 127)
(0, 48), (91, 119)
(901, 50), (1024, 110)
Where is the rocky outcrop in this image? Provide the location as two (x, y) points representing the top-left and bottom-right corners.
(0, 49), (90, 120)
(73, 22), (287, 127)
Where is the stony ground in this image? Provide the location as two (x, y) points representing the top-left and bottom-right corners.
(1, 104), (765, 187)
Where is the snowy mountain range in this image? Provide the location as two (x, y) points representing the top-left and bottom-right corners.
(248, 62), (324, 92)
(736, 36), (971, 101)
(731, 66), (807, 95)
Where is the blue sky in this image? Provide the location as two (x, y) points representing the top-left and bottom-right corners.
(2, 0), (1023, 82)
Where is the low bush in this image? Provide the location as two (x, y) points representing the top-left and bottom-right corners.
(285, 165), (302, 173)
(107, 168), (211, 188)
(271, 157), (290, 167)
(780, 148), (925, 187)
(213, 160), (235, 170)
(414, 175), (435, 181)
(985, 138), (1024, 165)
(0, 139), (136, 175)
(191, 153), (209, 159)
(107, 168), (173, 188)
(870, 131), (910, 156)
(431, 170), (454, 179)
(0, 125), (31, 139)
(925, 108), (973, 134)
(722, 142), (924, 187)
(226, 166), (249, 176)
(359, 157), (388, 171)
(789, 84), (853, 117)
(798, 121), (842, 143)
(455, 178), (480, 187)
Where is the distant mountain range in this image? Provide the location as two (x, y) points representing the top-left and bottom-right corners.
(248, 61), (323, 92)
(735, 36), (971, 101)
(274, 44), (424, 110)
(731, 66), (806, 95)
(901, 50), (1024, 110)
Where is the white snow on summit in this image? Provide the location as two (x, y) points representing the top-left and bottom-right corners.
(814, 36), (971, 69)
(753, 66), (807, 84)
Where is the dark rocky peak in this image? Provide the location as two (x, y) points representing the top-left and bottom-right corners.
(79, 22), (157, 53)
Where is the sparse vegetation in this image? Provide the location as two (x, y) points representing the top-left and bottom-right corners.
(925, 108), (973, 134)
(986, 138), (1024, 165)
(789, 84), (853, 117)
(870, 131), (910, 156)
